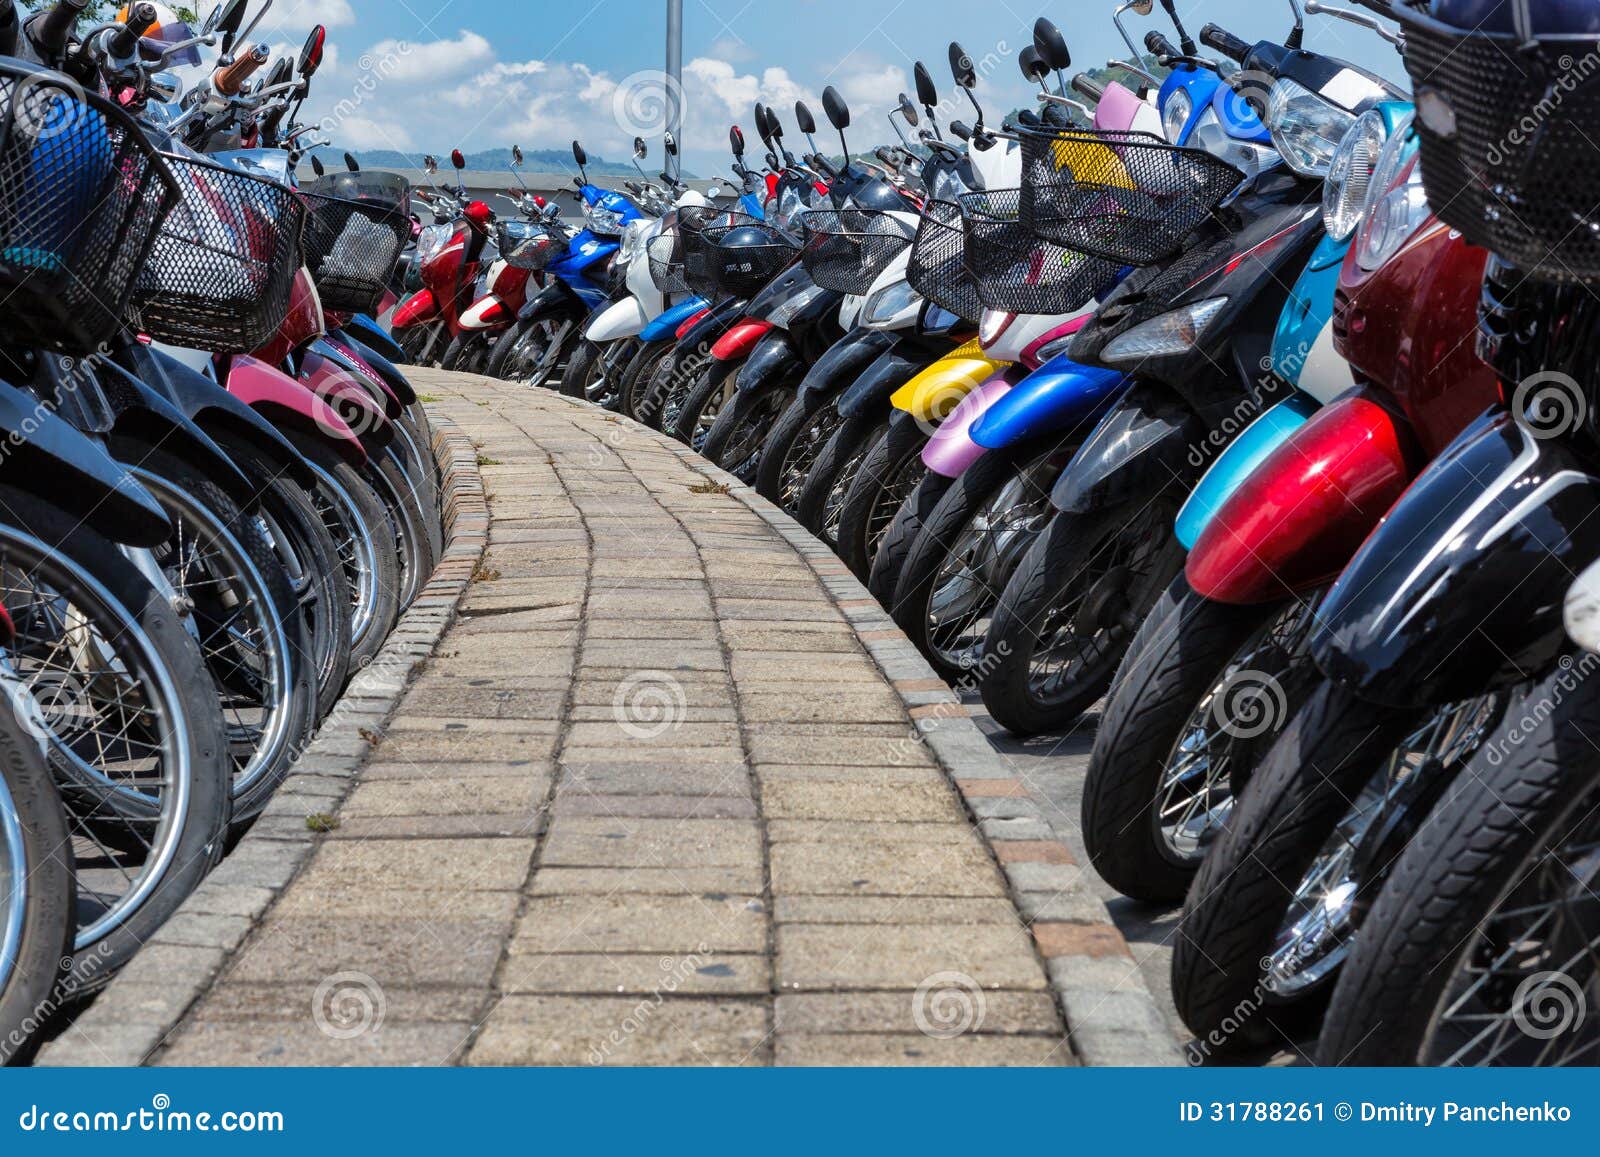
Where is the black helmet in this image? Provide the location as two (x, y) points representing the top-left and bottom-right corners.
(1413, 0), (1600, 38)
(716, 223), (780, 252)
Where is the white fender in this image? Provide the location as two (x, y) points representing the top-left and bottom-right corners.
(459, 295), (512, 331)
(584, 296), (651, 343)
(1565, 557), (1600, 654)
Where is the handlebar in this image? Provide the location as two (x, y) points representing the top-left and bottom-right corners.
(1144, 30), (1179, 60)
(107, 1), (156, 59)
(1199, 23), (1252, 64)
(31, 0), (87, 60)
(1071, 74), (1105, 103)
(214, 44), (270, 96)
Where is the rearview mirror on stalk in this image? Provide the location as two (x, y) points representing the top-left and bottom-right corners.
(1019, 46), (1050, 87)
(1033, 17), (1072, 71)
(914, 61), (939, 109)
(633, 136), (647, 160)
(948, 41), (977, 89)
(729, 125), (745, 158)
(822, 87), (849, 131)
(794, 102), (815, 136)
(664, 131), (678, 157)
(897, 92), (919, 126)
(511, 145), (524, 168)
(211, 0), (247, 53)
(298, 24), (325, 79)
(451, 148), (466, 170)
(571, 141), (586, 167)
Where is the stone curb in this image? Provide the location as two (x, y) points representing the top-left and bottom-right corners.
(654, 440), (1182, 1068)
(35, 415), (489, 1067)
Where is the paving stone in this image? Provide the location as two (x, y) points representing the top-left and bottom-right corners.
(498, 952), (769, 995)
(775, 924), (1047, 991)
(158, 1019), (472, 1067)
(774, 990), (1062, 1035)
(467, 995), (768, 1066)
(772, 896), (1021, 926)
(507, 894), (766, 955)
(339, 776), (546, 819)
(540, 817), (762, 869)
(527, 866), (766, 896)
(295, 838), (534, 893)
(226, 917), (507, 987)
(759, 781), (965, 823)
(774, 1033), (1070, 1067)
(770, 841), (1007, 897)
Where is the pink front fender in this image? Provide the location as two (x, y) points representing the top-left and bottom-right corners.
(226, 356), (367, 469)
(299, 351), (395, 450)
(922, 371), (1022, 479)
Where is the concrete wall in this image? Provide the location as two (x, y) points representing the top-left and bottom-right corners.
(300, 168), (735, 215)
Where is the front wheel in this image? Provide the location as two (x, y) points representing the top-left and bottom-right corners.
(619, 342), (675, 421)
(702, 383), (798, 483)
(441, 330), (495, 376)
(795, 413), (889, 550)
(836, 412), (932, 582)
(488, 316), (574, 388)
(978, 497), (1186, 736)
(1172, 681), (1504, 1050)
(670, 359), (740, 451)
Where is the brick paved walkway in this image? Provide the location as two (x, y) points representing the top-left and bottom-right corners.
(42, 370), (1177, 1067)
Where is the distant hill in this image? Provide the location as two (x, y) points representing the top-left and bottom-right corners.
(307, 146), (696, 179)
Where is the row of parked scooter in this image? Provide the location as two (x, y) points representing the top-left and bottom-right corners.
(0, 0), (438, 1061)
(401, 0), (1600, 1065)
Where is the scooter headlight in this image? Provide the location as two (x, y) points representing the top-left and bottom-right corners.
(864, 280), (922, 328)
(1161, 86), (1193, 145)
(585, 203), (626, 237)
(415, 224), (452, 268)
(1100, 297), (1230, 365)
(1267, 79), (1356, 178)
(1357, 113), (1427, 272)
(1322, 110), (1387, 243)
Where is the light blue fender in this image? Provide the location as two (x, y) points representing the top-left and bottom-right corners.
(640, 296), (710, 342)
(1271, 230), (1355, 401)
(970, 356), (1127, 451)
(1175, 393), (1323, 549)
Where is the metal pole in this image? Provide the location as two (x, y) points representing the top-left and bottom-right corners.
(666, 0), (683, 181)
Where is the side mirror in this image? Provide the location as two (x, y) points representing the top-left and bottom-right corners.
(1139, 0), (1158, 15)
(822, 86), (850, 131)
(212, 0), (247, 50)
(297, 24), (325, 79)
(1033, 17), (1072, 71)
(753, 102), (772, 147)
(633, 136), (647, 160)
(949, 42), (978, 89)
(764, 105), (784, 141)
(266, 56), (292, 88)
(729, 125), (745, 157)
(793, 102), (814, 136)
(571, 140), (587, 168)
(451, 148), (466, 170)
(914, 60), (939, 108)
(1019, 46), (1050, 86)
(897, 92), (919, 126)
(310, 155), (325, 177)
(423, 154), (438, 175)
(512, 145), (524, 168)
(344, 151), (359, 172)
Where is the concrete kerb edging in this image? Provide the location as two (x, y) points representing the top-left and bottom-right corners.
(654, 439), (1183, 1068)
(35, 415), (489, 1067)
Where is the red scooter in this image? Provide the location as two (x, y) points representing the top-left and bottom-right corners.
(391, 150), (496, 367)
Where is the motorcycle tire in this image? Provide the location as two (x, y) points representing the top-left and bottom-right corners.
(978, 496), (1185, 737)
(1082, 578), (1317, 903)
(487, 316), (572, 388)
(441, 330), (494, 376)
(643, 341), (718, 433)
(671, 359), (740, 451)
(1315, 672), (1600, 1067)
(867, 471), (954, 608)
(367, 450), (435, 611)
(702, 382), (799, 484)
(284, 432), (402, 672)
(888, 437), (1068, 684)
(0, 486), (231, 993)
(1172, 680), (1500, 1050)
(795, 413), (889, 551)
(0, 703), (74, 1064)
(756, 391), (848, 516)
(619, 342), (675, 422)
(835, 411), (929, 583)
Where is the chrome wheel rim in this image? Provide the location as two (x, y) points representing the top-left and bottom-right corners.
(780, 408), (846, 514)
(926, 465), (1054, 671)
(0, 527), (192, 950)
(1155, 598), (1319, 865)
(134, 471), (294, 802)
(1266, 695), (1502, 997)
(305, 463), (382, 650)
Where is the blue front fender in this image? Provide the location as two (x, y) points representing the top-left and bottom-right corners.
(1176, 393), (1322, 550)
(640, 297), (710, 343)
(971, 357), (1126, 451)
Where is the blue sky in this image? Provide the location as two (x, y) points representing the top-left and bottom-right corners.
(237, 0), (1408, 171)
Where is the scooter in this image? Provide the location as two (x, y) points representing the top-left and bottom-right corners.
(390, 150), (495, 367)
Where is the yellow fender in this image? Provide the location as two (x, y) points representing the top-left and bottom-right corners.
(891, 339), (1011, 423)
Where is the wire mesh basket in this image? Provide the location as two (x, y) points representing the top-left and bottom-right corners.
(800, 209), (918, 296)
(300, 191), (410, 314)
(0, 62), (180, 355)
(700, 222), (798, 299)
(960, 189), (1121, 316)
(1400, 16), (1600, 282)
(907, 199), (982, 323)
(1017, 127), (1243, 267)
(496, 219), (558, 271)
(648, 227), (691, 295)
(680, 206), (764, 299)
(128, 154), (305, 353)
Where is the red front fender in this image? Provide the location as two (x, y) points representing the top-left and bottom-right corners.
(1187, 391), (1425, 606)
(299, 351), (395, 451)
(711, 319), (774, 362)
(226, 355), (367, 469)
(390, 289), (440, 330)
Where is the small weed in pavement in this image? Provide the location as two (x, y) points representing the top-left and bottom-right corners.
(306, 813), (341, 833)
(478, 455), (502, 466)
(358, 728), (382, 747)
(473, 561), (503, 583)
(689, 480), (731, 495)
(419, 394), (440, 404)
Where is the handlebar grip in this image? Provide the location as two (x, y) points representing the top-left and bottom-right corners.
(1072, 74), (1105, 103)
(1144, 30), (1178, 59)
(107, 0), (156, 58)
(1199, 23), (1251, 64)
(213, 44), (269, 96)
(32, 0), (87, 58)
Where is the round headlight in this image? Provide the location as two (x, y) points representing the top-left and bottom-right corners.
(1322, 110), (1387, 242)
(1267, 78), (1356, 177)
(1161, 86), (1193, 145)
